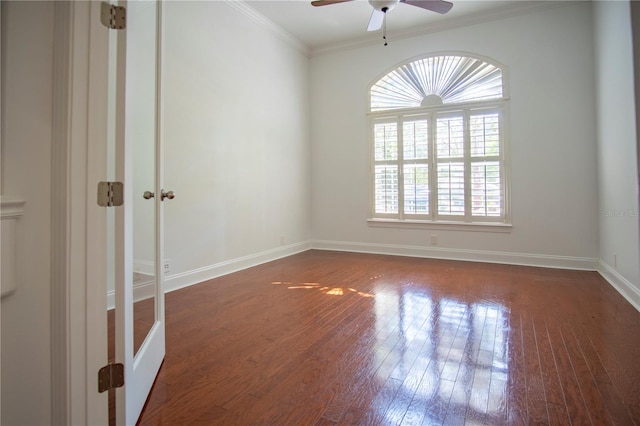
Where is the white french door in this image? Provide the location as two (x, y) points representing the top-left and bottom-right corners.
(63, 1), (167, 424)
(111, 1), (166, 424)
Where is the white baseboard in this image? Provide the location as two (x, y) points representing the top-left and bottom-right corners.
(160, 241), (638, 315)
(112, 241), (640, 314)
(106, 275), (156, 310)
(106, 242), (311, 308)
(598, 260), (640, 312)
(310, 240), (599, 271)
(133, 259), (155, 276)
(163, 241), (312, 294)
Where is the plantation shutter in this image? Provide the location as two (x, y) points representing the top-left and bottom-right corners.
(374, 121), (399, 215)
(369, 54), (507, 224)
(403, 118), (429, 216)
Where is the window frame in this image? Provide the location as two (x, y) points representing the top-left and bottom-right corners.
(368, 98), (512, 231)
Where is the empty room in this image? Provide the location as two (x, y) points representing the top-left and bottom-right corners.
(1, 0), (639, 425)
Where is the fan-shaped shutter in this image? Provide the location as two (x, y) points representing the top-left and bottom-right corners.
(370, 56), (503, 112)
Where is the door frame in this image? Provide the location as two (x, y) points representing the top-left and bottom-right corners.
(51, 2), (112, 424)
(52, 2), (167, 423)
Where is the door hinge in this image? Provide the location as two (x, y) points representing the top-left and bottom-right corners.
(100, 2), (126, 30)
(97, 181), (124, 207)
(98, 363), (124, 393)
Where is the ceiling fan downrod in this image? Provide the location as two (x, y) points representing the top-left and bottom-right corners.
(382, 7), (388, 46)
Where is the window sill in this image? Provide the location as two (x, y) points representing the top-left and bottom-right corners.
(367, 218), (512, 233)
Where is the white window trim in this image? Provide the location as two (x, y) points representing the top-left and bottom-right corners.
(368, 101), (512, 230)
(367, 52), (512, 230)
(367, 218), (513, 233)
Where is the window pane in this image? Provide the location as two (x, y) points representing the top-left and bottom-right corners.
(375, 165), (399, 214)
(472, 161), (501, 216)
(436, 116), (464, 158)
(470, 113), (500, 157)
(437, 162), (465, 215)
(374, 122), (398, 161)
(404, 164), (429, 214)
(403, 120), (428, 160)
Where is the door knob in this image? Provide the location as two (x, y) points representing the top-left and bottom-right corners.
(143, 191), (154, 199)
(161, 190), (175, 201)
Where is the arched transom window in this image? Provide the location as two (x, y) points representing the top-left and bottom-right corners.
(370, 55), (504, 111)
(369, 54), (510, 227)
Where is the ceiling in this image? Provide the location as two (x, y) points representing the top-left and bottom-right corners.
(243, 0), (551, 52)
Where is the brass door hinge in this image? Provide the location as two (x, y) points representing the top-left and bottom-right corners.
(100, 2), (126, 30)
(97, 181), (124, 207)
(98, 363), (124, 393)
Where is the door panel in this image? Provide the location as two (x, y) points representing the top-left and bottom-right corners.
(112, 1), (166, 424)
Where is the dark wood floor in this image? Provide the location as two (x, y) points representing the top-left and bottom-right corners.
(131, 250), (640, 425)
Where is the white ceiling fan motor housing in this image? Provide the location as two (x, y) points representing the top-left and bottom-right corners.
(368, 0), (399, 12)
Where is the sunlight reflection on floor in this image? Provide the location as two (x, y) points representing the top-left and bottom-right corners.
(271, 277), (509, 422)
(271, 281), (374, 297)
(372, 287), (509, 424)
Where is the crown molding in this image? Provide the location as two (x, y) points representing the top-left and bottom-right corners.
(229, 1), (311, 57)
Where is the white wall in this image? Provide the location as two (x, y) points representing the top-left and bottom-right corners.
(161, 1), (311, 290)
(0, 2), (53, 424)
(310, 2), (600, 268)
(594, 0), (640, 308)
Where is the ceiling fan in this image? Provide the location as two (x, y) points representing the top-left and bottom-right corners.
(311, 0), (453, 32)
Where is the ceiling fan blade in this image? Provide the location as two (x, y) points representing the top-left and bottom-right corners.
(311, 0), (355, 6)
(367, 9), (385, 31)
(400, 0), (453, 14)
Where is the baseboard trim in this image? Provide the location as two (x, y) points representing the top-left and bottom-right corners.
(598, 261), (640, 312)
(106, 278), (156, 310)
(107, 240), (640, 315)
(310, 240), (599, 271)
(105, 240), (640, 316)
(133, 259), (155, 276)
(163, 241), (312, 294)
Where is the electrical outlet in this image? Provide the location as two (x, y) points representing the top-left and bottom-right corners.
(430, 234), (438, 246)
(163, 261), (171, 274)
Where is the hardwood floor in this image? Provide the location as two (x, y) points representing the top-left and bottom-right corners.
(130, 250), (640, 425)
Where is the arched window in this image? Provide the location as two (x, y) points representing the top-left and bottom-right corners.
(369, 53), (510, 226)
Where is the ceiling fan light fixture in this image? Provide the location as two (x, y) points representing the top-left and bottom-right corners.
(311, 0), (453, 39)
(368, 0), (398, 12)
